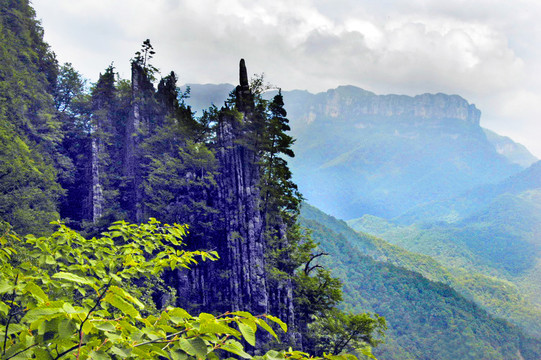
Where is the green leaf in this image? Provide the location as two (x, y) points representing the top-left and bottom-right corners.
(52, 272), (94, 286)
(88, 350), (112, 360)
(58, 318), (77, 339)
(0, 301), (10, 316)
(168, 308), (192, 323)
(109, 285), (145, 309)
(34, 347), (54, 359)
(265, 315), (287, 333)
(171, 350), (188, 360)
(25, 282), (49, 303)
(220, 340), (252, 359)
(104, 292), (140, 318)
(95, 321), (117, 332)
(231, 311), (255, 319)
(200, 320), (240, 337)
(238, 321), (256, 346)
(0, 279), (13, 293)
(256, 318), (278, 339)
(3, 323), (25, 336)
(111, 346), (131, 358)
(178, 337), (208, 359)
(62, 302), (78, 314)
(24, 302), (64, 321)
(199, 312), (215, 322)
(262, 350), (285, 360)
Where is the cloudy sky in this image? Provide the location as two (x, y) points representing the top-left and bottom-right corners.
(33, 0), (541, 158)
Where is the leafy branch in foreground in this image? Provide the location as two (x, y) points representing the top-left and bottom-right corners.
(0, 220), (366, 359)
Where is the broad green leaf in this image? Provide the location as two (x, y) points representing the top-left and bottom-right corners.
(3, 323), (25, 336)
(168, 308), (192, 323)
(109, 285), (145, 309)
(178, 337), (208, 358)
(52, 272), (94, 286)
(82, 319), (95, 334)
(3, 342), (28, 360)
(24, 302), (64, 321)
(0, 301), (10, 316)
(95, 321), (117, 332)
(111, 346), (131, 358)
(265, 315), (287, 333)
(88, 350), (112, 360)
(0, 280), (13, 293)
(62, 302), (78, 314)
(240, 317), (257, 332)
(34, 347), (54, 359)
(220, 340), (252, 359)
(256, 318), (278, 339)
(238, 321), (256, 346)
(200, 320), (241, 337)
(58, 318), (77, 339)
(231, 311), (255, 319)
(104, 292), (140, 318)
(171, 350), (188, 360)
(198, 312), (215, 322)
(25, 282), (49, 303)
(262, 350), (285, 360)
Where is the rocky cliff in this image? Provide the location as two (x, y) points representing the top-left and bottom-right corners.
(213, 59), (269, 315)
(281, 86), (522, 221)
(314, 86), (481, 125)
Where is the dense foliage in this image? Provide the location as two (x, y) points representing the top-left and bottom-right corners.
(0, 0), (62, 235)
(347, 190), (541, 337)
(299, 205), (541, 360)
(0, 220), (374, 360)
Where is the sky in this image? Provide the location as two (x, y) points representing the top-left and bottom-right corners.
(33, 0), (541, 158)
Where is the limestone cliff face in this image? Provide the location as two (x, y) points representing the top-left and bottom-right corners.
(214, 59), (269, 315)
(178, 61), (297, 344)
(124, 62), (154, 222)
(282, 85), (521, 221)
(89, 137), (104, 222)
(305, 85), (481, 125)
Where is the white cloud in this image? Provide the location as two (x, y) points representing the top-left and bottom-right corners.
(32, 0), (541, 158)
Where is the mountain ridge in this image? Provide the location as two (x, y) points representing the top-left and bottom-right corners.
(299, 203), (541, 359)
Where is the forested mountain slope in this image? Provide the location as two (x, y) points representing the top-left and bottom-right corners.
(0, 0), (62, 234)
(348, 185), (541, 336)
(397, 159), (541, 223)
(299, 204), (541, 360)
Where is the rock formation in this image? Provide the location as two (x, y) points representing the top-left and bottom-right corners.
(124, 62), (154, 222)
(212, 58), (269, 314)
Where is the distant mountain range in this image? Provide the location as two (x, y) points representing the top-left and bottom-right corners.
(348, 160), (541, 327)
(184, 83), (537, 221)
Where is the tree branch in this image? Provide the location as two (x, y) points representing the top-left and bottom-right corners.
(54, 343), (87, 360)
(303, 252), (328, 275)
(3, 273), (19, 356)
(75, 279), (112, 359)
(5, 343), (39, 360)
